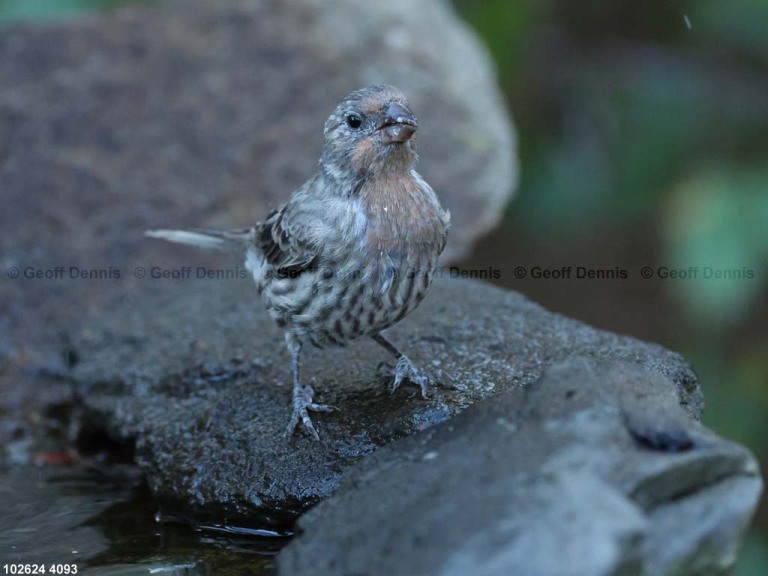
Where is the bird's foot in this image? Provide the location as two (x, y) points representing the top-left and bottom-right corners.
(286, 384), (335, 441)
(377, 355), (436, 398)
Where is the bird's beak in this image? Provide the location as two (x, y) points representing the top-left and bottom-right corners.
(378, 103), (418, 144)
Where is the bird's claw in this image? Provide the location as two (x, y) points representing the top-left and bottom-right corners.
(379, 356), (435, 398)
(286, 384), (335, 441)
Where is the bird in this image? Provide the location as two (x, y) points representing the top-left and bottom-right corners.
(146, 85), (450, 440)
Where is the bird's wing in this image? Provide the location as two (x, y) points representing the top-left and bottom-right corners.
(255, 201), (321, 276)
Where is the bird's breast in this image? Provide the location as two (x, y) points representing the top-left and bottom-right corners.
(358, 172), (446, 252)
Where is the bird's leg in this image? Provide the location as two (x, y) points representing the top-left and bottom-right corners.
(371, 332), (433, 398)
(285, 333), (334, 441)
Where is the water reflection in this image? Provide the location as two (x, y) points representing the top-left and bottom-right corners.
(1, 466), (286, 576)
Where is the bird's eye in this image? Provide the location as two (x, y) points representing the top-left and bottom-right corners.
(346, 114), (363, 129)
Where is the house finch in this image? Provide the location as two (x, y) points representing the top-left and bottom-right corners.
(147, 85), (450, 440)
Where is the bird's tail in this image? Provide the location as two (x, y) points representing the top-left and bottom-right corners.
(144, 228), (253, 251)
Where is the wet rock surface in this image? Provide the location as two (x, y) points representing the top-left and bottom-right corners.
(72, 275), (707, 522)
(278, 357), (762, 576)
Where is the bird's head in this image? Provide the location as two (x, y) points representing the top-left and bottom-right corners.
(322, 85), (418, 182)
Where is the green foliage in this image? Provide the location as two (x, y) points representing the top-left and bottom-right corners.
(736, 533), (768, 576)
(694, 0), (768, 58)
(664, 169), (768, 327)
(513, 72), (703, 236)
(700, 339), (768, 449)
(454, 0), (544, 88)
(0, 0), (152, 24)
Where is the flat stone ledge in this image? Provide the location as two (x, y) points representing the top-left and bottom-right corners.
(72, 276), (706, 520)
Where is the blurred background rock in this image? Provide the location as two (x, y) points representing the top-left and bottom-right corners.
(2, 0), (766, 573)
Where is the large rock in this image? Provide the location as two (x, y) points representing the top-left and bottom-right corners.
(278, 357), (762, 576)
(72, 275), (707, 521)
(71, 274), (762, 574)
